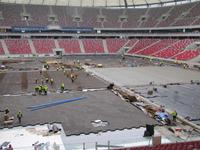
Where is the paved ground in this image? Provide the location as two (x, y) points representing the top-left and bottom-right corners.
(132, 84), (200, 125)
(90, 66), (200, 86)
(61, 55), (158, 68)
(87, 64), (200, 127)
(0, 70), (107, 95)
(0, 90), (157, 135)
(0, 57), (158, 135)
(1, 56), (199, 136)
(1, 59), (43, 71)
(1, 55), (165, 70)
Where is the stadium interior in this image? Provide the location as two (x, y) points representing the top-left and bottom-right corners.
(0, 0), (200, 149)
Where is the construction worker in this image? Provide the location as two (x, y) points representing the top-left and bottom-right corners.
(3, 108), (10, 121)
(50, 78), (54, 85)
(17, 111), (23, 124)
(7, 144), (13, 150)
(171, 110), (178, 121)
(35, 79), (38, 84)
(45, 77), (49, 83)
(46, 64), (49, 70)
(70, 74), (77, 83)
(35, 85), (39, 94)
(44, 85), (48, 95)
(5, 108), (9, 114)
(61, 65), (65, 70)
(41, 85), (45, 94)
(41, 79), (44, 85)
(38, 85), (42, 95)
(61, 83), (65, 92)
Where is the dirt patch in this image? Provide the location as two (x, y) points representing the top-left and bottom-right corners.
(2, 59), (33, 65)
(21, 72), (28, 91)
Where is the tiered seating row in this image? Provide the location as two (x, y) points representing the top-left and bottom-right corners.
(82, 39), (104, 53)
(57, 39), (81, 54)
(0, 4), (26, 26)
(5, 39), (32, 54)
(32, 39), (55, 54)
(137, 39), (177, 55)
(128, 39), (159, 54)
(173, 50), (200, 60)
(26, 5), (49, 26)
(152, 39), (195, 58)
(106, 39), (127, 53)
(0, 2), (200, 28)
(173, 2), (200, 26)
(127, 38), (200, 60)
(157, 3), (194, 27)
(1, 38), (200, 61)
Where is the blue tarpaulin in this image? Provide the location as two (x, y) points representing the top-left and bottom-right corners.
(28, 96), (86, 111)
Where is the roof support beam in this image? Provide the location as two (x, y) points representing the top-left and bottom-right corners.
(132, 0), (135, 7)
(124, 0), (128, 7)
(80, 0), (83, 6)
(0, 0), (196, 7)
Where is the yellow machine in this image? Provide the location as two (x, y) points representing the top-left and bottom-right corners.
(96, 64), (103, 68)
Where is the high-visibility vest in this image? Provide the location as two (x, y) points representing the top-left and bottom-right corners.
(38, 86), (42, 91)
(17, 112), (22, 118)
(61, 83), (64, 88)
(171, 111), (177, 116)
(44, 85), (48, 91)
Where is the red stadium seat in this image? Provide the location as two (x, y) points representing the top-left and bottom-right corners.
(106, 39), (128, 53)
(32, 39), (55, 54)
(5, 39), (32, 54)
(58, 39), (81, 54)
(82, 39), (104, 53)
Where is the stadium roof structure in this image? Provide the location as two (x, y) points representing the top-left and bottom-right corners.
(0, 0), (197, 7)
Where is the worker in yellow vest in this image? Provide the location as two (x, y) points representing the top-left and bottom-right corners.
(44, 85), (48, 95)
(171, 110), (177, 121)
(17, 111), (23, 124)
(61, 83), (65, 92)
(50, 78), (54, 85)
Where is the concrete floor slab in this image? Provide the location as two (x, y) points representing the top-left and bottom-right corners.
(91, 66), (200, 86)
(0, 90), (157, 135)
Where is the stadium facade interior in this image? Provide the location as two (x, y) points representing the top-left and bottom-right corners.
(0, 0), (200, 149)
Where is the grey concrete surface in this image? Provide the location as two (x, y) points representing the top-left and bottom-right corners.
(0, 90), (157, 135)
(132, 84), (200, 125)
(91, 66), (200, 86)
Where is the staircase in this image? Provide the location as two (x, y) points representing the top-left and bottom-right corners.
(103, 39), (109, 54)
(1, 40), (9, 55)
(78, 40), (85, 54)
(54, 39), (60, 49)
(135, 40), (161, 54)
(117, 40), (130, 54)
(28, 39), (37, 55)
